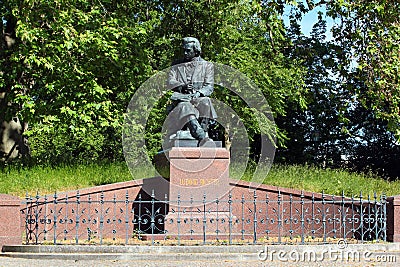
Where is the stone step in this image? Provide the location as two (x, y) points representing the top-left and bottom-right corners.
(2, 245), (262, 254)
(0, 252), (257, 261)
(2, 244), (400, 261)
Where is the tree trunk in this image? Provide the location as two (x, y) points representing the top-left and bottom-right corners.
(1, 16), (30, 161)
(0, 119), (29, 160)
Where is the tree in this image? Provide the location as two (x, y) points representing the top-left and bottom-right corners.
(344, 100), (400, 179)
(275, 8), (350, 167)
(327, 0), (400, 139)
(1, 0), (153, 162)
(1, 1), (29, 160)
(275, 0), (400, 179)
(1, 0), (308, 164)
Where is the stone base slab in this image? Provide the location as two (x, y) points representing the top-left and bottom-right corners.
(173, 139), (222, 148)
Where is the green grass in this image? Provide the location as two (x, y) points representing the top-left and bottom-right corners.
(263, 164), (400, 197)
(0, 162), (133, 197)
(1, 161), (399, 198)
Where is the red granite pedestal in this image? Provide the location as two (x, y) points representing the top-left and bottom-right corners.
(164, 147), (236, 237)
(168, 147), (231, 203)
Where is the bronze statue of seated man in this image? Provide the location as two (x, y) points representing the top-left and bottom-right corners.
(166, 37), (217, 147)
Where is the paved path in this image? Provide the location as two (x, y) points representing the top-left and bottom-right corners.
(0, 257), (399, 267)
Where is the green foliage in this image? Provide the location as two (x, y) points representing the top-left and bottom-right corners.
(327, 0), (400, 139)
(276, 8), (351, 167)
(2, 0), (399, 181)
(1, 0), (307, 162)
(276, 1), (400, 179)
(2, 0), (153, 161)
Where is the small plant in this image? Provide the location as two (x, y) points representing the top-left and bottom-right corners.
(132, 229), (142, 240)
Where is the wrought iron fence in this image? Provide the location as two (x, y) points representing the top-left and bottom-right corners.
(21, 190), (387, 245)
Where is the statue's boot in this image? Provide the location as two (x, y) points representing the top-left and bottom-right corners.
(187, 119), (211, 146)
(200, 117), (210, 138)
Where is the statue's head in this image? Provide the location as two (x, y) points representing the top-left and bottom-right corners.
(182, 37), (201, 60)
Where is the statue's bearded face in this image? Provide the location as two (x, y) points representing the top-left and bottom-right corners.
(183, 44), (196, 60)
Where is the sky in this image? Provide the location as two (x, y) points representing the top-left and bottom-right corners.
(283, 4), (335, 41)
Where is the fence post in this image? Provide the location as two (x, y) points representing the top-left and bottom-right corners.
(0, 194), (21, 248)
(386, 195), (400, 242)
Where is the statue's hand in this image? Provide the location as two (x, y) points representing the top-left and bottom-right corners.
(180, 83), (192, 93)
(192, 91), (201, 99)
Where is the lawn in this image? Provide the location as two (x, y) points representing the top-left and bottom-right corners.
(1, 161), (399, 198)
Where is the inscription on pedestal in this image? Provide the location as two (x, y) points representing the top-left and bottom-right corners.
(168, 147), (231, 205)
(179, 178), (219, 186)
